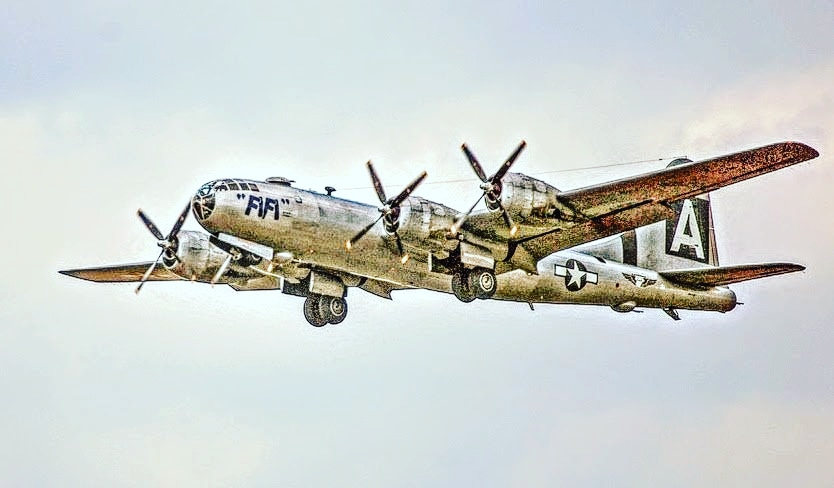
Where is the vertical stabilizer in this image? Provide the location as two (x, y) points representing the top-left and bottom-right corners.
(634, 158), (719, 270)
(575, 158), (720, 271)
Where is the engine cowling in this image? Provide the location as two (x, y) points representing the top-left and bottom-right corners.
(492, 173), (570, 224)
(165, 231), (231, 281)
(386, 196), (460, 254)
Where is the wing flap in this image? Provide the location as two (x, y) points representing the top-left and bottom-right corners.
(660, 263), (805, 287)
(558, 142), (818, 220)
(358, 277), (411, 299)
(512, 202), (675, 267)
(59, 262), (184, 283)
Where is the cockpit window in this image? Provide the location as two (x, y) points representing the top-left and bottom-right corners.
(202, 179), (258, 193)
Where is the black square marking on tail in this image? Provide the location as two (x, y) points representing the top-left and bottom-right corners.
(666, 198), (710, 264)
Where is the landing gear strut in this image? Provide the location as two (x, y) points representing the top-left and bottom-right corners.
(303, 294), (348, 327)
(451, 267), (496, 302)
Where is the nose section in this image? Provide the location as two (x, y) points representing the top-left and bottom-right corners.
(192, 181), (216, 222)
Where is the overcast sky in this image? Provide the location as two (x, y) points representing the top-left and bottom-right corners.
(2, 1), (834, 486)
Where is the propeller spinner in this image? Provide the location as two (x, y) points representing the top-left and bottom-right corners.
(450, 140), (527, 238)
(134, 202), (191, 293)
(345, 161), (427, 264)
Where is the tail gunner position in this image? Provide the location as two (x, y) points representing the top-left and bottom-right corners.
(61, 141), (819, 326)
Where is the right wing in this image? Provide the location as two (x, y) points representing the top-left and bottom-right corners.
(555, 141), (818, 219)
(59, 262), (184, 282)
(508, 141), (818, 267)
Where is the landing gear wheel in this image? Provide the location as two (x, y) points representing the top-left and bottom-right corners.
(468, 267), (496, 299)
(303, 295), (328, 327)
(318, 295), (348, 324)
(451, 271), (476, 303)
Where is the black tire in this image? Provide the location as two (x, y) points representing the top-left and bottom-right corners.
(303, 295), (328, 327)
(468, 267), (497, 299)
(318, 296), (348, 325)
(451, 271), (476, 303)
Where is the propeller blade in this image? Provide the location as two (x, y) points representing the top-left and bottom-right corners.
(394, 232), (404, 255)
(346, 214), (384, 250)
(499, 203), (519, 238)
(389, 171), (428, 208)
(491, 140), (527, 182)
(167, 201), (192, 239)
(366, 161), (387, 204)
(137, 209), (165, 240)
(135, 249), (164, 294)
(461, 143), (488, 182)
(394, 233), (410, 264)
(450, 190), (486, 236)
(211, 253), (233, 286)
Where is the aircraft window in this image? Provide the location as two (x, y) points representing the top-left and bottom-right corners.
(227, 182), (239, 190)
(239, 182), (250, 191)
(215, 183), (228, 191)
(249, 183), (259, 191)
(197, 182), (214, 196)
(295, 196), (302, 203)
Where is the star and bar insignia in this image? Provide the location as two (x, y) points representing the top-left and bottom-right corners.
(554, 259), (598, 291)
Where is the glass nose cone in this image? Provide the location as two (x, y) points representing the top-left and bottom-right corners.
(192, 181), (216, 220)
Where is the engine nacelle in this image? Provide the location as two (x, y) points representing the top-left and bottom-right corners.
(493, 173), (570, 224)
(166, 231), (231, 281)
(389, 196), (460, 254)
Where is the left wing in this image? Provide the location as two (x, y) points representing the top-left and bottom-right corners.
(59, 262), (184, 282)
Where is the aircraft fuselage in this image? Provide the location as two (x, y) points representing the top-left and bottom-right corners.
(191, 178), (736, 315)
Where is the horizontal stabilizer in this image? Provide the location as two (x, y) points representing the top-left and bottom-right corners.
(59, 262), (184, 283)
(660, 263), (805, 287)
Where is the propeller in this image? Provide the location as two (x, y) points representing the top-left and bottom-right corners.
(135, 201), (192, 294)
(211, 252), (234, 286)
(345, 161), (427, 264)
(450, 140), (526, 238)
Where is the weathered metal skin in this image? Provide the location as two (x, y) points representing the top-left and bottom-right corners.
(493, 250), (736, 312)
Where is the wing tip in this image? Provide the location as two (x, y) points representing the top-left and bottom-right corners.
(780, 141), (819, 162)
(58, 268), (98, 282)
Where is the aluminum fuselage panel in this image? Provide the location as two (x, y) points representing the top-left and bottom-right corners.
(196, 183), (736, 312)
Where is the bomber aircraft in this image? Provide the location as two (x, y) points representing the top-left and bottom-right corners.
(60, 141), (819, 326)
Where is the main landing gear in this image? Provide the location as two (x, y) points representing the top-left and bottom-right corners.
(303, 294), (348, 327)
(451, 267), (497, 303)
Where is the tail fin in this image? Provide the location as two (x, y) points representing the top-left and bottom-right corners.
(574, 158), (721, 270)
(629, 157), (720, 271)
